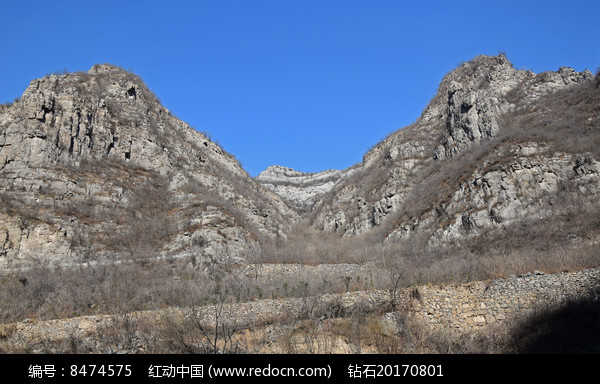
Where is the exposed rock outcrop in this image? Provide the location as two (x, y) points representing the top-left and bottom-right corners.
(309, 54), (599, 246)
(0, 64), (294, 268)
(256, 165), (357, 212)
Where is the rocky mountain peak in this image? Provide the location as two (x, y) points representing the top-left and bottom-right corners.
(2, 64), (209, 174)
(88, 63), (128, 75)
(425, 55), (594, 160)
(258, 165), (310, 178)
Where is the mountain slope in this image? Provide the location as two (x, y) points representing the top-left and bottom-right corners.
(304, 55), (599, 252)
(0, 64), (294, 268)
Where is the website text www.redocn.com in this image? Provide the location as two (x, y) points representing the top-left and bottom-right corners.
(209, 364), (331, 379)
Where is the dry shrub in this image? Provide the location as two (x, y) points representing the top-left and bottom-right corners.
(156, 301), (247, 354)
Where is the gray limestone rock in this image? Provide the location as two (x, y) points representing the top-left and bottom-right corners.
(256, 165), (356, 212)
(307, 54), (599, 246)
(0, 65), (294, 268)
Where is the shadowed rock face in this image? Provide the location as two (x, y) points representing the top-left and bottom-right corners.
(0, 64), (294, 268)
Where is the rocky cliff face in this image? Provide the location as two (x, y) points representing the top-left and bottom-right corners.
(256, 165), (357, 212)
(308, 55), (599, 248)
(0, 64), (294, 268)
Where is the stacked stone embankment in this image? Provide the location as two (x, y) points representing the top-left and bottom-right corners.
(407, 268), (599, 334)
(2, 267), (598, 352)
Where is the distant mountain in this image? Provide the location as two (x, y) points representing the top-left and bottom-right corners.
(256, 165), (358, 213)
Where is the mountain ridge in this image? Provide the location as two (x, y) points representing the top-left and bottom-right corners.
(1, 55), (599, 269)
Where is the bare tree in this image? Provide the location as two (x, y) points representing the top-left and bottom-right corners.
(190, 297), (242, 354)
(378, 243), (405, 311)
(246, 243), (263, 281)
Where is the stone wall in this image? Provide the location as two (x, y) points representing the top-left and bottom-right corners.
(406, 268), (600, 334)
(2, 266), (599, 352)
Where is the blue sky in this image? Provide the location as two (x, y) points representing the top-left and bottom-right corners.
(1, 1), (599, 176)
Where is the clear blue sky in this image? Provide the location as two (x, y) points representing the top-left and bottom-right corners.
(2, 1), (599, 176)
